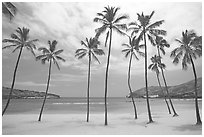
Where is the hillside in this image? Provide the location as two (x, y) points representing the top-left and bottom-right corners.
(2, 87), (60, 99)
(128, 77), (202, 98)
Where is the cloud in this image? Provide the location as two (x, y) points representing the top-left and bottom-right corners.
(51, 73), (86, 82)
(2, 2), (202, 97)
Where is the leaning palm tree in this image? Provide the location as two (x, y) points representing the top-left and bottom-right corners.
(155, 36), (178, 116)
(36, 40), (65, 121)
(75, 37), (105, 122)
(170, 30), (202, 125)
(2, 27), (38, 116)
(148, 55), (171, 114)
(122, 35), (144, 119)
(129, 11), (166, 123)
(94, 6), (128, 125)
(2, 2), (17, 20)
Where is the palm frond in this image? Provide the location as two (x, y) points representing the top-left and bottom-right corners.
(128, 21), (137, 26)
(115, 24), (127, 31)
(122, 48), (130, 53)
(12, 45), (21, 53)
(49, 40), (57, 52)
(112, 26), (126, 36)
(93, 17), (107, 23)
(147, 34), (156, 46)
(11, 33), (21, 41)
(93, 48), (105, 55)
(41, 58), (48, 64)
(137, 50), (145, 57)
(95, 25), (108, 38)
(2, 39), (21, 44)
(175, 38), (183, 44)
(26, 46), (36, 57)
(182, 53), (189, 70)
(113, 14), (129, 24)
(160, 47), (165, 55)
(124, 50), (130, 58)
(172, 51), (183, 64)
(148, 64), (154, 70)
(147, 20), (164, 29)
(36, 54), (47, 61)
(38, 47), (50, 54)
(53, 58), (60, 70)
(56, 55), (66, 62)
(2, 2), (17, 20)
(76, 52), (87, 59)
(53, 49), (64, 55)
(170, 47), (180, 57)
(159, 63), (166, 69)
(122, 43), (131, 48)
(91, 52), (100, 64)
(96, 12), (105, 18)
(2, 44), (18, 49)
(149, 11), (155, 19)
(132, 52), (139, 60)
(75, 48), (87, 54)
(150, 29), (167, 36)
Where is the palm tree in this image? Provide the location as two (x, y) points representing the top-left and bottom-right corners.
(170, 30), (202, 125)
(122, 35), (144, 119)
(129, 11), (166, 123)
(2, 2), (17, 20)
(36, 40), (65, 121)
(93, 6), (128, 125)
(75, 37), (105, 122)
(148, 55), (171, 114)
(155, 36), (178, 116)
(2, 27), (38, 116)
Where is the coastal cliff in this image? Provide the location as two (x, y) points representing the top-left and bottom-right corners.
(127, 77), (202, 98)
(2, 87), (60, 99)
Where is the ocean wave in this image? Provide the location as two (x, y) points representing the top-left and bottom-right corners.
(52, 102), (107, 105)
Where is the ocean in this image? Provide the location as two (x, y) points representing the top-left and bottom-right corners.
(2, 97), (202, 115)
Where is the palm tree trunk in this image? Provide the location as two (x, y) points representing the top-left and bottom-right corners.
(157, 47), (178, 116)
(86, 52), (91, 122)
(128, 53), (137, 119)
(104, 27), (112, 126)
(38, 60), (52, 121)
(143, 29), (153, 123)
(160, 68), (178, 116)
(156, 73), (171, 114)
(2, 46), (23, 116)
(190, 56), (202, 125)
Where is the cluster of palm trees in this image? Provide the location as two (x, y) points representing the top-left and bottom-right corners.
(2, 27), (66, 122)
(75, 6), (202, 125)
(2, 5), (202, 126)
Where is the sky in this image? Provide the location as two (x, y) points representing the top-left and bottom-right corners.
(2, 2), (202, 97)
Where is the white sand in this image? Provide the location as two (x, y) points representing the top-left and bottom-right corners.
(2, 109), (202, 135)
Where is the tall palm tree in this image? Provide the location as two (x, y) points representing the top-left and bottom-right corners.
(36, 40), (65, 121)
(2, 27), (38, 116)
(122, 35), (144, 119)
(93, 6), (128, 125)
(170, 30), (202, 125)
(129, 11), (166, 123)
(148, 55), (171, 114)
(75, 37), (105, 122)
(2, 2), (17, 20)
(155, 36), (178, 116)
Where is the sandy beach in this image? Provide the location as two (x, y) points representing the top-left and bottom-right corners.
(2, 109), (202, 135)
